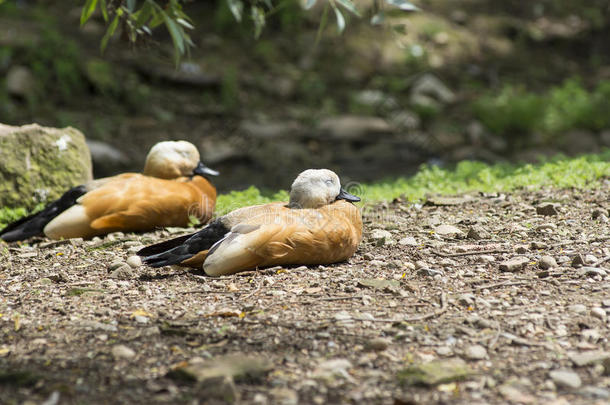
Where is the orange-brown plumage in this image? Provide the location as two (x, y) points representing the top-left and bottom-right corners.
(139, 169), (362, 276)
(0, 141), (218, 242)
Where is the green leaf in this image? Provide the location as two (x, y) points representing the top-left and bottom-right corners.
(335, 0), (360, 17)
(251, 6), (265, 38)
(333, 5), (345, 33)
(99, 0), (108, 22)
(162, 11), (186, 63)
(385, 0), (419, 11)
(134, 2), (153, 27)
(227, 0), (244, 22)
(303, 0), (317, 10)
(80, 0), (98, 26)
(315, 2), (329, 46)
(100, 14), (119, 53)
(176, 18), (194, 30)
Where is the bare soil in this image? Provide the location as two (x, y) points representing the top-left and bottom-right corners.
(1, 186), (609, 404)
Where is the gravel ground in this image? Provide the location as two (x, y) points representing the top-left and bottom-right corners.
(1, 186), (609, 404)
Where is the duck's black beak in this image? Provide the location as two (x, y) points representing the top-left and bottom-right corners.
(336, 188), (360, 202)
(193, 161), (219, 177)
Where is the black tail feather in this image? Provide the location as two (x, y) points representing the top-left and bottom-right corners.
(138, 220), (228, 268)
(0, 185), (87, 242)
(136, 233), (195, 257)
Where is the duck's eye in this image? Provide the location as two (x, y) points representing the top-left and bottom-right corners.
(325, 179), (334, 187)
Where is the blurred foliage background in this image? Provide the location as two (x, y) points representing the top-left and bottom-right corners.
(1, 0), (609, 191)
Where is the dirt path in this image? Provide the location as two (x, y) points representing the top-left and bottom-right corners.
(1, 187), (609, 404)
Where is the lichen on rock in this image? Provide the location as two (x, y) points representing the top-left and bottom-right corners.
(0, 123), (92, 210)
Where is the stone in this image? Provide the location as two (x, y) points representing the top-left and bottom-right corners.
(365, 337), (391, 352)
(549, 369), (581, 389)
(409, 73), (456, 109)
(477, 255), (495, 263)
(568, 304), (587, 314)
(434, 224), (464, 239)
(568, 351), (610, 367)
(424, 196), (474, 206)
(108, 260), (126, 271)
(169, 355), (271, 383)
(571, 254), (585, 267)
(196, 375), (238, 403)
(357, 279), (400, 290)
(81, 320), (117, 333)
(269, 388), (298, 405)
(536, 203), (559, 216)
(0, 123), (92, 210)
(111, 344), (136, 360)
(369, 229), (394, 246)
(109, 265), (134, 280)
(6, 66), (36, 98)
(499, 257), (529, 272)
(530, 241), (548, 250)
(398, 236), (418, 246)
(436, 346), (452, 356)
(458, 294), (475, 307)
(539, 256), (557, 270)
(515, 245), (528, 254)
(591, 307), (606, 320)
(467, 225), (489, 240)
(579, 267), (606, 277)
(126, 255), (142, 268)
(536, 223), (557, 232)
(418, 268), (444, 277)
(578, 386), (610, 399)
(312, 358), (353, 381)
(592, 208), (607, 219)
(584, 254), (597, 264)
(464, 345), (487, 360)
(398, 358), (473, 386)
(318, 115), (392, 140)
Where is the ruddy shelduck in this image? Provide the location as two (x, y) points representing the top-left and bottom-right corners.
(137, 169), (363, 276)
(0, 141), (218, 242)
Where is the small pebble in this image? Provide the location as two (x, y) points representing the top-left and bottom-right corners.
(465, 344), (487, 360)
(109, 265), (134, 280)
(366, 337), (391, 352)
(536, 203), (559, 216)
(108, 260), (126, 271)
(539, 256), (557, 270)
(398, 236), (418, 246)
(584, 254), (597, 264)
(499, 257), (529, 272)
(591, 307), (606, 321)
(126, 255), (142, 268)
(549, 369), (581, 389)
(111, 344), (136, 360)
(568, 304), (587, 314)
(529, 241), (548, 250)
(571, 254), (585, 267)
(477, 255), (495, 263)
(592, 208), (606, 219)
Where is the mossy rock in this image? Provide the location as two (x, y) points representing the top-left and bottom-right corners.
(0, 123), (92, 210)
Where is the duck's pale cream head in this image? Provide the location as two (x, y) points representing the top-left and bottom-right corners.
(289, 169), (360, 208)
(143, 141), (218, 179)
